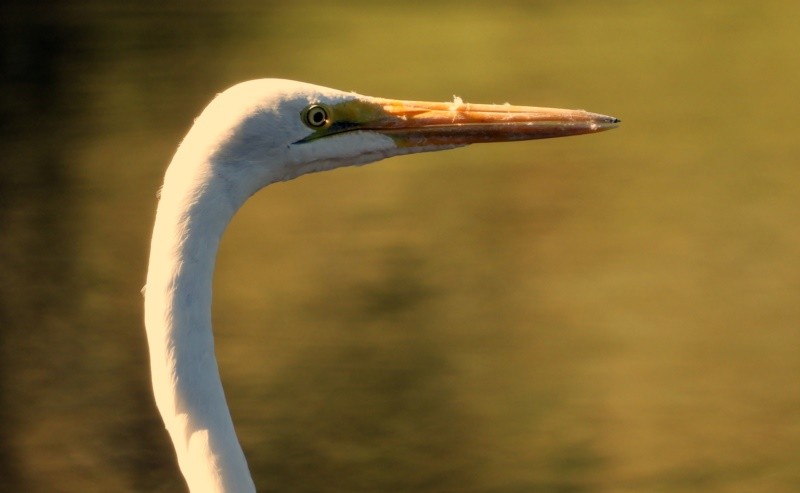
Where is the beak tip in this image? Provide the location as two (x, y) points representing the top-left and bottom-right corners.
(594, 113), (620, 124)
(595, 114), (621, 131)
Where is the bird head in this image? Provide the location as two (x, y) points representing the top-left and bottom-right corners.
(170, 79), (618, 204)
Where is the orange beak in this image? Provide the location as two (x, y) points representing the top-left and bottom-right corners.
(370, 98), (620, 147)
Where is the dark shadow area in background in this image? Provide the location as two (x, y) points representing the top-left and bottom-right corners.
(1, 4), (81, 490)
(0, 3), (247, 491)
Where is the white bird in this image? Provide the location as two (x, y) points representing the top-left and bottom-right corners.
(144, 79), (619, 493)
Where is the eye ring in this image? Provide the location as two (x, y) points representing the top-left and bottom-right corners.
(302, 104), (330, 129)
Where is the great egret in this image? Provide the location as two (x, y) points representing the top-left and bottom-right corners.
(144, 79), (619, 493)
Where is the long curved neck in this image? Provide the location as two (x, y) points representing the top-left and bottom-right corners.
(144, 155), (256, 493)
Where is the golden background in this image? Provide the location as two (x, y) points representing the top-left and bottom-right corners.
(1, 2), (798, 492)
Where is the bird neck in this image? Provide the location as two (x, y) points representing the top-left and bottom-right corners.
(144, 156), (257, 493)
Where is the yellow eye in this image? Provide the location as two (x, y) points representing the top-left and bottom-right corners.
(302, 104), (330, 129)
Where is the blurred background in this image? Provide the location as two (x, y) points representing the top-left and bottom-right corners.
(1, 1), (799, 492)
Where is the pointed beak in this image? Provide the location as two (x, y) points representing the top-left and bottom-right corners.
(368, 97), (620, 147)
(296, 95), (619, 147)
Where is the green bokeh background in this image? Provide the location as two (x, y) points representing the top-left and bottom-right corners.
(2, 2), (799, 492)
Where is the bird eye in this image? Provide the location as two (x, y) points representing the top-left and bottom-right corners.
(302, 104), (330, 129)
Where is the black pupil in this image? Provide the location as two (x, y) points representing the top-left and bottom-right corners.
(311, 109), (325, 125)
